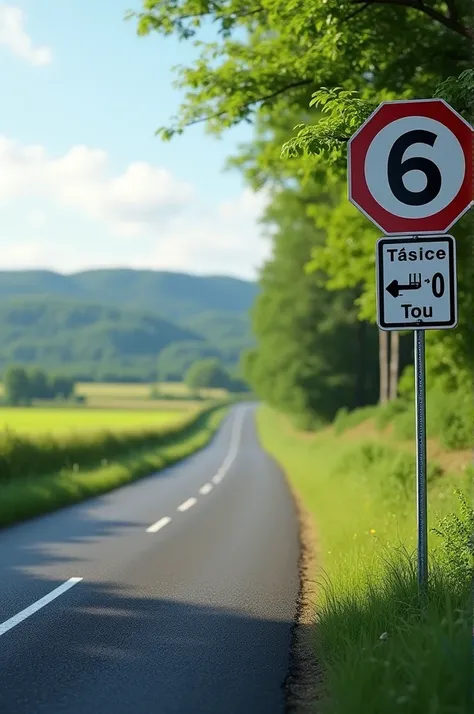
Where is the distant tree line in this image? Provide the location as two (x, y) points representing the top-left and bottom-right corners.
(184, 359), (249, 393)
(3, 366), (76, 406)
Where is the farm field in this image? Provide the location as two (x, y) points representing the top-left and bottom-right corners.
(0, 407), (190, 435)
(0, 381), (228, 412)
(76, 381), (227, 400)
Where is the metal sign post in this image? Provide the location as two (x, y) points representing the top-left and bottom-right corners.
(375, 234), (457, 592)
(414, 329), (428, 590)
(348, 98), (472, 591)
(376, 234), (457, 592)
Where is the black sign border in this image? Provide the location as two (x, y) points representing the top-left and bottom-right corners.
(376, 235), (457, 330)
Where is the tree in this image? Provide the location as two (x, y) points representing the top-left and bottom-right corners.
(131, 0), (470, 138)
(282, 75), (474, 391)
(3, 366), (76, 405)
(157, 341), (222, 382)
(379, 331), (389, 405)
(28, 368), (53, 400)
(131, 0), (473, 421)
(389, 332), (400, 401)
(51, 376), (75, 400)
(4, 366), (31, 406)
(185, 359), (232, 390)
(242, 185), (382, 427)
(226, 376), (249, 393)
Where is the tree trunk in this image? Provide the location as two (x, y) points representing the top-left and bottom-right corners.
(379, 329), (389, 405)
(355, 320), (367, 408)
(389, 331), (400, 401)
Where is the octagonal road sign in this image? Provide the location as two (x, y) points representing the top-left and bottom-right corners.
(348, 99), (473, 235)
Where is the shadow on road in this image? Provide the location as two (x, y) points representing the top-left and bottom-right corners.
(0, 576), (298, 714)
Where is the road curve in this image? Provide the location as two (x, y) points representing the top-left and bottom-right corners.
(0, 405), (300, 714)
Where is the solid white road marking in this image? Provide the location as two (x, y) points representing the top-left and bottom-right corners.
(0, 577), (83, 637)
(177, 497), (197, 512)
(146, 516), (171, 533)
(215, 407), (246, 481)
(199, 483), (213, 495)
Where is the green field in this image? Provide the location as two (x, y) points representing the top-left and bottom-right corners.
(0, 404), (228, 528)
(0, 407), (189, 435)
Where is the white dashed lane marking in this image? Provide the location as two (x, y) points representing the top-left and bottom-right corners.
(0, 578), (83, 637)
(146, 517), (172, 533)
(177, 497), (197, 513)
(146, 407), (246, 532)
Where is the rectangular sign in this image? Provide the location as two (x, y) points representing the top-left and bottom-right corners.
(376, 235), (457, 331)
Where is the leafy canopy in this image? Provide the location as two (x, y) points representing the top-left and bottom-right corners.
(130, 0), (471, 138)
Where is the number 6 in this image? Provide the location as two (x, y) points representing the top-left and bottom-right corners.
(387, 130), (442, 206)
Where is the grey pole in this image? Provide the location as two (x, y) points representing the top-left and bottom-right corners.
(414, 329), (428, 591)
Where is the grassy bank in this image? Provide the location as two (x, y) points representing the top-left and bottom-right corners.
(0, 404), (228, 529)
(257, 406), (472, 714)
(334, 384), (473, 451)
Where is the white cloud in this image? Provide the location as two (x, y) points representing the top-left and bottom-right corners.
(0, 136), (195, 237)
(141, 188), (272, 279)
(0, 5), (52, 65)
(0, 136), (271, 278)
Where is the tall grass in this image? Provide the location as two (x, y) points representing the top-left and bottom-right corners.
(257, 406), (472, 714)
(317, 547), (471, 714)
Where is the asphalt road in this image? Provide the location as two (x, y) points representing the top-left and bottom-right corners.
(0, 405), (300, 714)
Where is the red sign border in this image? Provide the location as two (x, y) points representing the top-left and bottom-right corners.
(348, 99), (473, 235)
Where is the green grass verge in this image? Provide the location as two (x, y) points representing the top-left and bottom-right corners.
(257, 405), (472, 714)
(334, 386), (473, 451)
(0, 405), (228, 529)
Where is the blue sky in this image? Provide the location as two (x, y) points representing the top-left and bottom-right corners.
(0, 1), (270, 278)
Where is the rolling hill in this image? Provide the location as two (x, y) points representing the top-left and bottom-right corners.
(0, 269), (258, 321)
(0, 270), (258, 381)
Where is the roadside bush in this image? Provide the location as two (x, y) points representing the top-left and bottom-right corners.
(335, 442), (443, 504)
(333, 405), (377, 435)
(392, 407), (415, 440)
(390, 386), (473, 449)
(374, 399), (408, 431)
(431, 489), (474, 593)
(433, 388), (473, 450)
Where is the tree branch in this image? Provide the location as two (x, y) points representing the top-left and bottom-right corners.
(343, 2), (372, 22)
(176, 6), (264, 23)
(177, 79), (313, 130)
(444, 0), (459, 20)
(350, 0), (473, 38)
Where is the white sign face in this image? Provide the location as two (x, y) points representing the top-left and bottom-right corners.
(376, 235), (457, 331)
(365, 116), (465, 221)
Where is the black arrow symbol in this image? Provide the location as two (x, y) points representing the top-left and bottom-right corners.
(386, 277), (422, 298)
